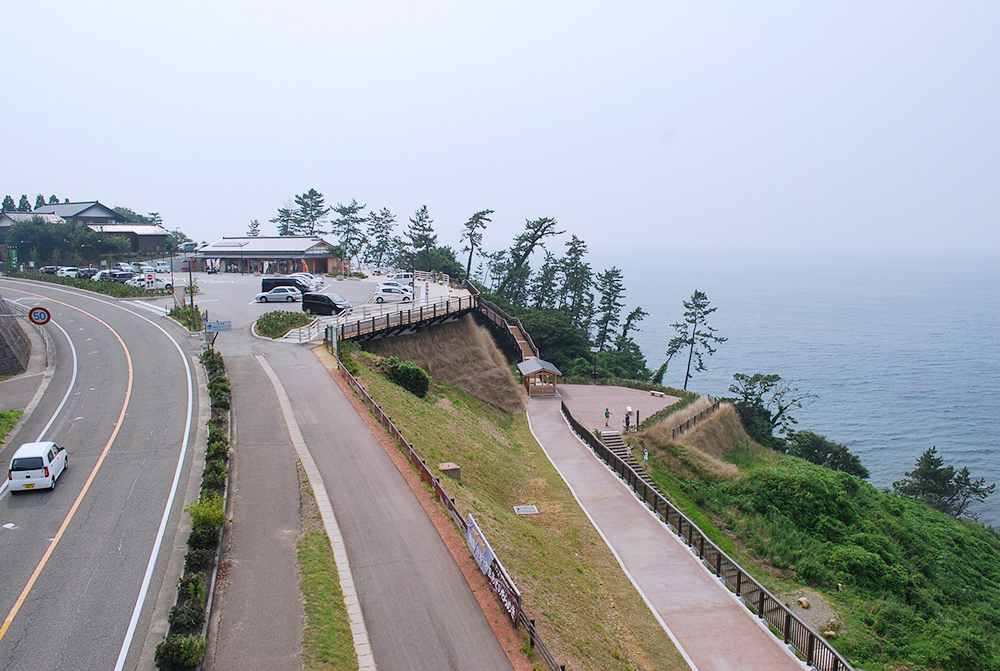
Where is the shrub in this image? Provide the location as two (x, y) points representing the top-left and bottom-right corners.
(168, 600), (205, 633)
(170, 305), (204, 332)
(206, 440), (230, 462)
(187, 524), (220, 551)
(154, 634), (206, 670)
(208, 377), (231, 410)
(382, 356), (430, 397)
(255, 310), (311, 338)
(185, 547), (215, 572)
(185, 493), (226, 529)
(199, 349), (226, 378)
(200, 459), (229, 491)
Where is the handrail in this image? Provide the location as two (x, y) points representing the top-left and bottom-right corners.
(561, 401), (853, 671)
(334, 359), (563, 669)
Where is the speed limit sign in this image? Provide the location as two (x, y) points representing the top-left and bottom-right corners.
(29, 307), (51, 325)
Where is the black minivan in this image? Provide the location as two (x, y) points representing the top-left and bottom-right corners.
(302, 292), (352, 316)
(261, 276), (311, 294)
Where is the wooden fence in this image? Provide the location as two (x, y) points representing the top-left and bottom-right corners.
(561, 401), (854, 671)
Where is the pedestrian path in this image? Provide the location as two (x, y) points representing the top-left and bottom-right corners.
(527, 392), (806, 671)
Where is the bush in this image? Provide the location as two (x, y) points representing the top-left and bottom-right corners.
(200, 459), (229, 491)
(382, 356), (430, 397)
(208, 377), (231, 410)
(206, 440), (230, 462)
(187, 524), (220, 551)
(184, 547), (215, 572)
(255, 310), (311, 338)
(170, 305), (204, 332)
(178, 573), (207, 605)
(168, 600), (205, 633)
(200, 349), (226, 378)
(185, 493), (226, 529)
(154, 634), (206, 670)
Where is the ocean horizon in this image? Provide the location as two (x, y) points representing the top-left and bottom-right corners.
(589, 248), (1000, 526)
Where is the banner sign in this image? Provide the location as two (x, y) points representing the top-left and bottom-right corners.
(467, 514), (520, 622)
(466, 514), (495, 576)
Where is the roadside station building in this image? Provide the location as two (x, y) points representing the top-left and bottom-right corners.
(193, 236), (343, 275)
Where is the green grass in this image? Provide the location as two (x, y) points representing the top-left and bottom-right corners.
(5, 270), (173, 297)
(0, 409), (23, 443)
(349, 353), (690, 671)
(298, 531), (357, 671)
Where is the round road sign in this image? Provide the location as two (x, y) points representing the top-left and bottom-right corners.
(29, 307), (51, 325)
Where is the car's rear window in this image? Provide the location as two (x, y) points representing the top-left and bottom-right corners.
(11, 457), (44, 471)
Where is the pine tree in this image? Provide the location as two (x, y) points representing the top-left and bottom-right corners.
(496, 217), (563, 302)
(247, 219), (260, 237)
(528, 251), (560, 309)
(330, 199), (367, 270)
(559, 235), (592, 329)
(2, 195), (15, 211)
(460, 209), (493, 278)
(269, 204), (299, 236)
(48, 194), (59, 204)
(18, 195), (31, 212)
(664, 290), (727, 390)
(34, 194), (45, 210)
(364, 207), (396, 268)
(294, 188), (330, 235)
(594, 267), (625, 351)
(148, 212), (163, 226)
(893, 447), (995, 519)
(405, 205), (437, 271)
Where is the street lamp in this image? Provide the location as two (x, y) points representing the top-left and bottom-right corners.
(590, 346), (600, 379)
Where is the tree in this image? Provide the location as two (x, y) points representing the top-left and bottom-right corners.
(330, 199), (367, 270)
(34, 194), (45, 210)
(558, 235), (592, 331)
(113, 206), (152, 223)
(364, 207), (396, 268)
(18, 195), (31, 212)
(617, 306), (648, 347)
(2, 196), (15, 211)
(893, 447), (995, 520)
(247, 219), (260, 237)
(48, 194), (59, 204)
(405, 205), (436, 271)
(460, 209), (493, 278)
(294, 188), (330, 235)
(729, 372), (816, 437)
(664, 290), (727, 390)
(593, 267), (625, 351)
(528, 251), (560, 309)
(516, 308), (589, 371)
(269, 203), (299, 236)
(786, 431), (869, 478)
(148, 212), (163, 226)
(496, 217), (563, 301)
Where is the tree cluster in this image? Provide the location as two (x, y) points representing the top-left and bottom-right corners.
(2, 193), (64, 212)
(893, 447), (995, 520)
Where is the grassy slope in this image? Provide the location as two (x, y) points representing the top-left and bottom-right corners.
(350, 350), (688, 671)
(633, 408), (1000, 671)
(1, 409), (23, 443)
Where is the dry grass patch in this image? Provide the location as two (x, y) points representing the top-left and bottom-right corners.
(363, 315), (525, 413)
(638, 404), (744, 482)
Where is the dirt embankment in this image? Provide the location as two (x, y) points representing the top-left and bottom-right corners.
(363, 314), (525, 413)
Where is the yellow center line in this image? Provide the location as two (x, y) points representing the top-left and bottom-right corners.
(0, 288), (134, 642)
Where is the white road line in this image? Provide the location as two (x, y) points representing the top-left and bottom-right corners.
(255, 354), (377, 670)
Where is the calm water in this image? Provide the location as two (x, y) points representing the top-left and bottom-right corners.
(592, 249), (1000, 525)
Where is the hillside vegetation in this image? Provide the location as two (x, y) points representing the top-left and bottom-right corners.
(347, 329), (688, 671)
(634, 409), (1000, 671)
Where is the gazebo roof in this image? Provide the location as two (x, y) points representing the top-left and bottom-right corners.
(516, 358), (562, 376)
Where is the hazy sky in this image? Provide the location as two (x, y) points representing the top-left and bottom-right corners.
(3, 1), (998, 258)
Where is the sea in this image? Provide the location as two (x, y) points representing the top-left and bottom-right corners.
(590, 249), (1000, 526)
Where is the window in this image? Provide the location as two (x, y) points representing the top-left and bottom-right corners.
(11, 457), (44, 471)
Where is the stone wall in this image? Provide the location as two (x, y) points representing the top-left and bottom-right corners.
(0, 292), (30, 376)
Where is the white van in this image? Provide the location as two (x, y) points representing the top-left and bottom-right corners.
(391, 272), (414, 286)
(8, 441), (68, 492)
(155, 261), (171, 273)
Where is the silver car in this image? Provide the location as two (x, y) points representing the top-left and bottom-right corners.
(256, 286), (303, 303)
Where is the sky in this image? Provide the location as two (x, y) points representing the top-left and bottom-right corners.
(3, 1), (998, 259)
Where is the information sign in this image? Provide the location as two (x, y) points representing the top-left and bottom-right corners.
(28, 307), (51, 325)
(205, 320), (232, 333)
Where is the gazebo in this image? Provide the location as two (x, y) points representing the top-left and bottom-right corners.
(516, 358), (562, 397)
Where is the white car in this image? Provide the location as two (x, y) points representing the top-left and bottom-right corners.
(289, 273), (322, 291)
(125, 275), (174, 291)
(8, 441), (68, 492)
(373, 286), (412, 303)
(56, 266), (79, 278)
(377, 280), (413, 294)
(155, 261), (171, 273)
(256, 286), (303, 303)
(391, 272), (414, 286)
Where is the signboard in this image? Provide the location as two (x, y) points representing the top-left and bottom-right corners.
(467, 514), (521, 623)
(145, 273), (155, 290)
(466, 514), (496, 575)
(28, 307), (51, 325)
(204, 320), (232, 333)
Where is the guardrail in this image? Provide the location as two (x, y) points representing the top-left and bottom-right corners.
(561, 401), (854, 671)
(671, 398), (722, 439)
(338, 296), (477, 340)
(336, 358), (564, 670)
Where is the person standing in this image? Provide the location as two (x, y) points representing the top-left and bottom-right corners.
(624, 412), (630, 432)
(605, 408), (610, 427)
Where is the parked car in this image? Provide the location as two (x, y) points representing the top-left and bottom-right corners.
(114, 262), (135, 273)
(125, 275), (173, 291)
(377, 280), (413, 294)
(289, 272), (323, 291)
(77, 267), (99, 279)
(154, 261), (171, 273)
(178, 241), (198, 253)
(7, 441), (68, 492)
(56, 266), (79, 278)
(39, 265), (59, 274)
(391, 272), (414, 286)
(256, 286), (302, 303)
(373, 286), (412, 303)
(302, 292), (351, 316)
(261, 276), (311, 294)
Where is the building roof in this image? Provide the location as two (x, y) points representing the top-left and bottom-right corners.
(198, 236), (335, 256)
(516, 358), (562, 376)
(87, 224), (169, 236)
(33, 201), (125, 221)
(0, 212), (66, 225)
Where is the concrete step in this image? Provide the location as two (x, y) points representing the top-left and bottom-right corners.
(598, 431), (659, 490)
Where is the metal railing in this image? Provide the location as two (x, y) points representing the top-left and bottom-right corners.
(561, 401), (854, 671)
(338, 296), (477, 340)
(671, 397), (722, 439)
(336, 359), (564, 670)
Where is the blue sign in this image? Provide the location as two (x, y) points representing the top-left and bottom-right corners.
(205, 321), (232, 332)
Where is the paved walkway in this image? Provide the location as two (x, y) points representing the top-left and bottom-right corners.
(527, 387), (806, 671)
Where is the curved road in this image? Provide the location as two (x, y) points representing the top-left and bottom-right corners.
(0, 278), (201, 670)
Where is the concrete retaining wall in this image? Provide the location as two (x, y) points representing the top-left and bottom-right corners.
(0, 292), (30, 376)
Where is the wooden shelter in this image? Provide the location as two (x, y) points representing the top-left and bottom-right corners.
(516, 358), (562, 396)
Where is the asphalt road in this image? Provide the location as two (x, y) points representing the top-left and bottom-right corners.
(0, 278), (203, 671)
